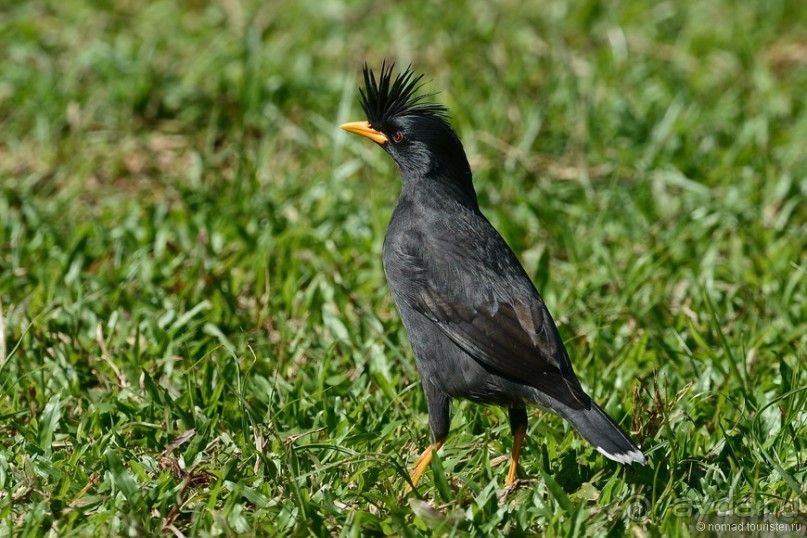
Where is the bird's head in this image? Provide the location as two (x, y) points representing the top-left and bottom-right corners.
(341, 63), (471, 185)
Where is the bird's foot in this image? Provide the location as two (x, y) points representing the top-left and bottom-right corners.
(405, 442), (444, 493)
(497, 479), (522, 500)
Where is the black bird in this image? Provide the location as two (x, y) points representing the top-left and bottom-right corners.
(341, 63), (646, 488)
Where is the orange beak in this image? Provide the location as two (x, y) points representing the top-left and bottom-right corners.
(340, 121), (388, 145)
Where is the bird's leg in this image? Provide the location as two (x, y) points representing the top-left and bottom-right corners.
(406, 386), (450, 492)
(408, 440), (444, 490)
(506, 407), (528, 486)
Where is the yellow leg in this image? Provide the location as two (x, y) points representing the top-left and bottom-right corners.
(505, 424), (526, 486)
(407, 441), (444, 491)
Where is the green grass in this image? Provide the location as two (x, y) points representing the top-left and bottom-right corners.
(1, 0), (805, 535)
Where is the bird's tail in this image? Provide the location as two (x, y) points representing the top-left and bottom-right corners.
(558, 401), (647, 465)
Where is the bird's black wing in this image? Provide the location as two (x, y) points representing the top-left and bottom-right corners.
(388, 227), (589, 410)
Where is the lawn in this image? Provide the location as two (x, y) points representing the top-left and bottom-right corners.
(0, 0), (805, 536)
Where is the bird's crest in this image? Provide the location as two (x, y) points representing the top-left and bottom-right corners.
(360, 62), (448, 128)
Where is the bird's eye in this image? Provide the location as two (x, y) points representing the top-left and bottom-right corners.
(392, 131), (404, 143)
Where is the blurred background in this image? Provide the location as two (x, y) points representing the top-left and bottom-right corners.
(1, 0), (805, 535)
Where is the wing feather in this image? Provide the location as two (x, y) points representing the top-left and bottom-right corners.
(388, 230), (589, 409)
